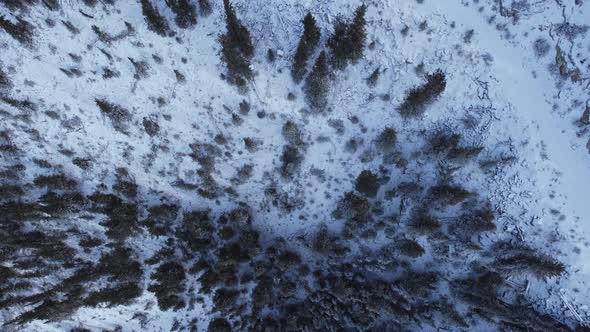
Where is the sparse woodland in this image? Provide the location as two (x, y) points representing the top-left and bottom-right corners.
(0, 0), (588, 331)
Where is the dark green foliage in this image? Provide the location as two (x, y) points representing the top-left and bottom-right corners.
(169, 0), (198, 28)
(291, 13), (321, 83)
(140, 0), (170, 36)
(179, 210), (215, 251)
(0, 15), (34, 45)
(213, 288), (240, 313)
(399, 69), (447, 118)
(95, 98), (132, 134)
(397, 271), (438, 297)
(208, 318), (232, 332)
(493, 242), (565, 278)
(451, 270), (570, 330)
(429, 183), (472, 206)
(376, 127), (397, 151)
(149, 261), (186, 310)
(327, 5), (367, 69)
(327, 20), (349, 70)
(456, 205), (496, 236)
(144, 203), (179, 236)
(347, 4), (367, 63)
(198, 0), (212, 16)
(0, 0), (37, 11)
(429, 131), (461, 154)
(304, 51), (330, 111)
(82, 0), (98, 6)
(266, 48), (276, 62)
(39, 191), (86, 215)
(281, 120), (305, 147)
(398, 239), (425, 258)
(33, 174), (77, 190)
(113, 167), (138, 199)
(280, 145), (304, 179)
(355, 170), (380, 197)
(333, 191), (371, 223)
(85, 283), (142, 307)
(143, 116), (160, 137)
(0, 66), (12, 93)
(409, 212), (441, 234)
(4, 247), (143, 324)
(43, 0), (59, 10)
(223, 0), (253, 58)
(220, 0), (254, 88)
(1, 96), (36, 111)
(89, 192), (139, 241)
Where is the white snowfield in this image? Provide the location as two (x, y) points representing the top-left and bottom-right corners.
(0, 0), (589, 330)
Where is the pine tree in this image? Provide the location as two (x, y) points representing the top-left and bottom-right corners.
(327, 20), (350, 70)
(223, 0), (254, 57)
(171, 0), (197, 29)
(140, 0), (170, 36)
(220, 0), (254, 88)
(198, 0), (212, 16)
(348, 4), (367, 63)
(291, 13), (321, 83)
(0, 16), (34, 45)
(327, 4), (368, 69)
(304, 51), (330, 111)
(399, 69), (447, 118)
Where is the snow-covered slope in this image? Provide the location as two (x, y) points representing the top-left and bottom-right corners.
(0, 0), (589, 331)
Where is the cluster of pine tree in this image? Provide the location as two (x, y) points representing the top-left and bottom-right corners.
(304, 51), (330, 110)
(327, 4), (367, 69)
(168, 0), (198, 29)
(291, 13), (321, 83)
(219, 0), (255, 89)
(140, 0), (170, 36)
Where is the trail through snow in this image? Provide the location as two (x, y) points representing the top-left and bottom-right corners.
(432, 0), (590, 274)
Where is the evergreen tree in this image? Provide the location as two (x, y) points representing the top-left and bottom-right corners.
(399, 69), (447, 118)
(198, 0), (212, 16)
(170, 0), (197, 29)
(223, 0), (254, 57)
(220, 0), (254, 89)
(140, 0), (170, 36)
(304, 51), (330, 111)
(327, 4), (368, 69)
(291, 13), (321, 83)
(0, 15), (34, 45)
(327, 20), (350, 70)
(347, 4), (367, 63)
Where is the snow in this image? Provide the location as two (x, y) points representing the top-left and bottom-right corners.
(0, 0), (589, 330)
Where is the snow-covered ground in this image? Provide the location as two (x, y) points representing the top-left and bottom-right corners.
(0, 0), (589, 330)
